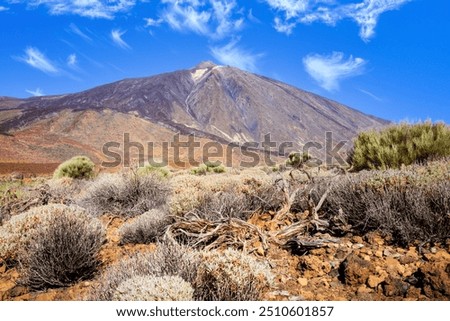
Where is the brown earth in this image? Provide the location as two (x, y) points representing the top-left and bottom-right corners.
(1, 213), (448, 301)
(0, 163), (59, 177)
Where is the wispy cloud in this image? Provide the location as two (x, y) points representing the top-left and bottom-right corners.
(359, 88), (383, 102)
(19, 47), (59, 74)
(210, 39), (262, 72)
(20, 0), (136, 19)
(347, 0), (412, 41)
(26, 88), (45, 97)
(265, 0), (411, 41)
(68, 23), (92, 42)
(111, 29), (131, 49)
(265, 0), (309, 19)
(0, 6), (9, 12)
(148, 0), (244, 39)
(67, 53), (77, 67)
(303, 52), (366, 91)
(144, 17), (163, 27)
(274, 16), (297, 35)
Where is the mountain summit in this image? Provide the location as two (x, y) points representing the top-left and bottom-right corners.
(0, 63), (388, 166)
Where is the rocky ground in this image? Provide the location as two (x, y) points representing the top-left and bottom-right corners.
(1, 214), (449, 301)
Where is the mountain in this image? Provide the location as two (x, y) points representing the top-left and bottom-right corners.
(0, 62), (388, 170)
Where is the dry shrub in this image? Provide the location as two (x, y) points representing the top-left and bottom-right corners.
(47, 177), (90, 204)
(112, 275), (194, 301)
(166, 215), (269, 251)
(323, 170), (450, 245)
(20, 206), (105, 289)
(170, 170), (283, 218)
(194, 249), (273, 301)
(169, 169), (271, 215)
(90, 241), (199, 300)
(0, 204), (78, 263)
(79, 173), (170, 217)
(119, 209), (172, 245)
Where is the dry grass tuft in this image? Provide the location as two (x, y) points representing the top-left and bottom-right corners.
(19, 205), (105, 289)
(79, 173), (170, 217)
(119, 209), (172, 245)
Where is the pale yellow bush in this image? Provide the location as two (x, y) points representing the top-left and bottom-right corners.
(113, 275), (194, 301)
(0, 204), (87, 262)
(169, 169), (272, 215)
(194, 249), (273, 300)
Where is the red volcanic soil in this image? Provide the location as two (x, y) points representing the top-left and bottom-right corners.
(0, 163), (59, 177)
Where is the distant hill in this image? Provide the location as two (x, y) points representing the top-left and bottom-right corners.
(0, 62), (388, 169)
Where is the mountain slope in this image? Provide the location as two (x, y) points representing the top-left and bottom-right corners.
(0, 62), (388, 167)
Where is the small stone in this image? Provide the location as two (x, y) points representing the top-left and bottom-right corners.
(399, 255), (417, 265)
(375, 250), (383, 258)
(430, 247), (437, 254)
(363, 255), (371, 262)
(297, 277), (308, 287)
(357, 285), (372, 295)
(367, 275), (384, 288)
(353, 243), (364, 249)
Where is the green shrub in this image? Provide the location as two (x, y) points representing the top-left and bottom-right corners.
(211, 164), (226, 173)
(191, 164), (208, 175)
(20, 205), (105, 289)
(112, 275), (194, 301)
(191, 162), (226, 175)
(286, 152), (311, 168)
(204, 160), (221, 168)
(53, 156), (95, 179)
(349, 122), (450, 171)
(137, 164), (170, 178)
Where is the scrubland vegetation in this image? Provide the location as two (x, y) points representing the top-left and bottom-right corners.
(0, 122), (449, 300)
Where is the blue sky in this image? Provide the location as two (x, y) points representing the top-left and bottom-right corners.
(0, 0), (449, 123)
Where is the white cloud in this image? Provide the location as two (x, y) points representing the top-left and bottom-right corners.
(69, 23), (92, 42)
(211, 0), (244, 38)
(346, 0), (411, 41)
(26, 88), (45, 97)
(210, 40), (262, 72)
(67, 53), (77, 67)
(274, 16), (297, 35)
(265, 0), (309, 19)
(19, 47), (59, 74)
(303, 52), (366, 91)
(151, 0), (243, 39)
(359, 88), (383, 102)
(265, 0), (411, 41)
(162, 1), (211, 35)
(19, 0), (136, 19)
(0, 6), (9, 12)
(145, 17), (163, 27)
(111, 29), (131, 49)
